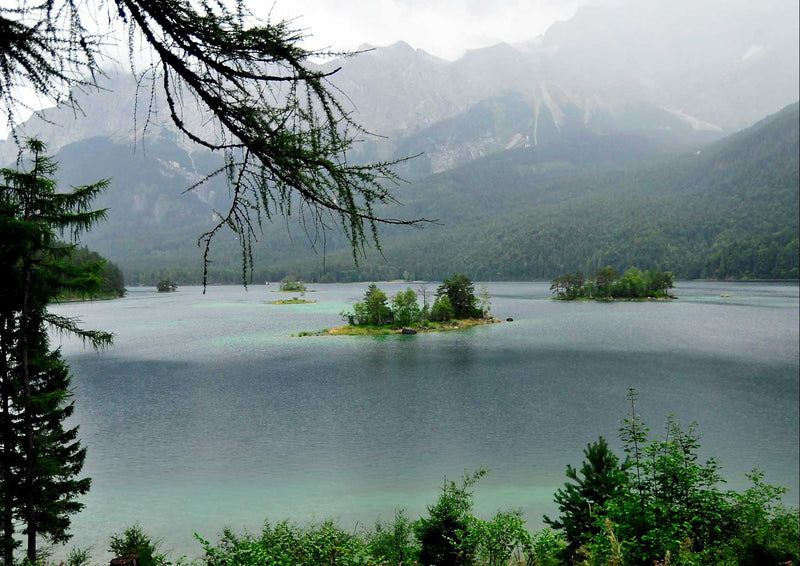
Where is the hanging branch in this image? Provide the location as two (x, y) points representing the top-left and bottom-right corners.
(1, 0), (429, 287)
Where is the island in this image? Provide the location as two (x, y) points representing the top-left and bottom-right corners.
(550, 266), (675, 300)
(299, 274), (500, 336)
(156, 279), (178, 292)
(269, 298), (317, 305)
(278, 276), (308, 293)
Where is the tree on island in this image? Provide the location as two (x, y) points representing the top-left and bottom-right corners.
(0, 139), (112, 563)
(156, 279), (178, 293)
(347, 284), (393, 326)
(279, 277), (307, 295)
(436, 274), (483, 319)
(392, 288), (422, 327)
(340, 276), (490, 329)
(0, 0), (425, 286)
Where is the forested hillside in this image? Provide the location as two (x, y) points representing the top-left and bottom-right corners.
(284, 102), (799, 282)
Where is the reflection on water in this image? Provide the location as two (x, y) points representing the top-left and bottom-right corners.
(49, 281), (799, 559)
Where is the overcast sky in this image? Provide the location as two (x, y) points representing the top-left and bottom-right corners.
(263, 0), (619, 61)
(0, 0), (619, 138)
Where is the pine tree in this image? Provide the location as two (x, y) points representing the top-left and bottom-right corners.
(544, 436), (627, 559)
(0, 138), (112, 564)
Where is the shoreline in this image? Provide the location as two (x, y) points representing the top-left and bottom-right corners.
(298, 317), (502, 337)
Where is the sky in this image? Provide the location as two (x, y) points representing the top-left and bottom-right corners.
(0, 0), (619, 137)
(261, 0), (616, 61)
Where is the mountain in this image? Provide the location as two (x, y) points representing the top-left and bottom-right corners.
(0, 0), (795, 283)
(315, 102), (799, 281)
(4, 0), (795, 168)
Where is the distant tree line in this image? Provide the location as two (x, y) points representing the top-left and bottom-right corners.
(550, 266), (675, 300)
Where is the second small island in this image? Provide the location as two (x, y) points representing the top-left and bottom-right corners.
(550, 266), (675, 300)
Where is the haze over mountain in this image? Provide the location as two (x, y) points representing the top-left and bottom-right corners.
(0, 0), (796, 283)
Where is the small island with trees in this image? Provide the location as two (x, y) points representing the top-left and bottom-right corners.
(156, 279), (178, 292)
(306, 274), (498, 336)
(269, 277), (316, 304)
(550, 266), (675, 300)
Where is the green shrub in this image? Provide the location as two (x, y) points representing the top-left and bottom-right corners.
(279, 277), (307, 293)
(368, 509), (418, 565)
(414, 470), (486, 566)
(198, 520), (378, 566)
(430, 296), (454, 322)
(109, 525), (168, 566)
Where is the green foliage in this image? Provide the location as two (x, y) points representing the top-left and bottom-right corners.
(555, 390), (800, 566)
(61, 246), (126, 299)
(156, 279), (178, 292)
(550, 266), (675, 300)
(1, 138), (111, 563)
(430, 296), (455, 322)
(1, 0), (424, 287)
(198, 520), (376, 566)
(606, 411), (732, 564)
(723, 470), (800, 565)
(391, 288), (422, 327)
(23, 438), (800, 566)
(368, 509), (418, 565)
(109, 524), (168, 566)
(65, 546), (92, 566)
(437, 275), (482, 319)
(524, 529), (567, 566)
(544, 436), (627, 559)
(413, 469), (486, 566)
(472, 509), (530, 566)
(346, 284), (394, 326)
(477, 285), (492, 318)
(341, 281), (491, 328)
(279, 277), (307, 293)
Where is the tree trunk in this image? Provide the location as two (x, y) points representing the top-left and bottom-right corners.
(1, 315), (15, 566)
(21, 266), (36, 563)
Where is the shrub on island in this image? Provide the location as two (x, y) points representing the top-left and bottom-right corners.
(339, 275), (491, 330)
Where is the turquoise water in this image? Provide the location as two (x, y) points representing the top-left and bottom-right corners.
(49, 281), (799, 559)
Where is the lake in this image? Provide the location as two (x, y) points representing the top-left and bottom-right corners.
(49, 281), (799, 560)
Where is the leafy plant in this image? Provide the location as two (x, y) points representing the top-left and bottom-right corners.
(198, 520), (378, 566)
(414, 469), (486, 566)
(544, 436), (627, 559)
(109, 524), (169, 566)
(368, 508), (418, 565)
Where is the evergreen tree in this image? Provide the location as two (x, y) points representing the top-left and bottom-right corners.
(437, 274), (481, 319)
(414, 470), (486, 566)
(544, 437), (627, 559)
(0, 138), (112, 563)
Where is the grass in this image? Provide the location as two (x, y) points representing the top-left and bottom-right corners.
(299, 317), (502, 337)
(269, 298), (317, 305)
(552, 295), (676, 302)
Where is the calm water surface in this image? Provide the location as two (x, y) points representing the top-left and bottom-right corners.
(50, 281), (799, 559)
